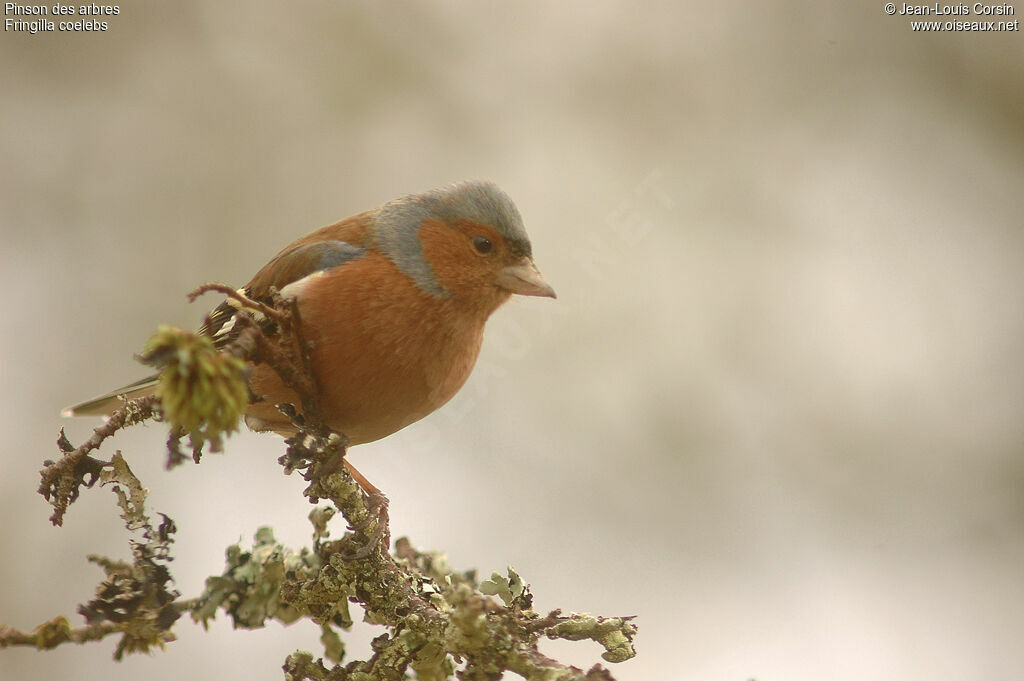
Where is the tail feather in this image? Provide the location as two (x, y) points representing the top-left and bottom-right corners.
(61, 375), (160, 417)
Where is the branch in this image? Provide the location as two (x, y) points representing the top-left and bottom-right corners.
(40, 395), (159, 526)
(269, 429), (638, 680)
(11, 281), (639, 679)
(188, 282), (286, 323)
(0, 617), (117, 650)
(0, 599), (199, 652)
(189, 282), (319, 418)
(12, 452), (190, 658)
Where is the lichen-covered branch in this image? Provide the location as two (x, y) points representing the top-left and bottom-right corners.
(264, 422), (638, 680)
(7, 451), (189, 659)
(40, 395), (158, 526)
(0, 616), (118, 650)
(4, 282), (638, 679)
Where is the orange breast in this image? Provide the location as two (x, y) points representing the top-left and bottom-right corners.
(245, 252), (487, 444)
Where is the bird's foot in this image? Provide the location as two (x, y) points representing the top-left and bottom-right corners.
(339, 489), (389, 560)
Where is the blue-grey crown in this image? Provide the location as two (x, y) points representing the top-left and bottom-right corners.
(372, 180), (531, 296)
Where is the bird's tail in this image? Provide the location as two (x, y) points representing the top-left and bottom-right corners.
(61, 375), (160, 417)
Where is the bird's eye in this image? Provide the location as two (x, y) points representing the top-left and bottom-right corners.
(471, 236), (493, 254)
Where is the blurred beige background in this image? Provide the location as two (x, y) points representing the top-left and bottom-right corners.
(2, 2), (1022, 680)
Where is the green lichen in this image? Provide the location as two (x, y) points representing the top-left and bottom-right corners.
(32, 616), (72, 650)
(193, 527), (327, 632)
(480, 566), (530, 608)
(140, 325), (248, 450)
(547, 614), (638, 663)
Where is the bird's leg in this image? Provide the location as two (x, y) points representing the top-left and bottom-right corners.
(343, 460), (391, 553)
(342, 460), (380, 496)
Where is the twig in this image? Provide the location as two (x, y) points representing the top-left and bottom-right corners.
(40, 395), (159, 526)
(187, 282), (284, 322)
(0, 599), (200, 652)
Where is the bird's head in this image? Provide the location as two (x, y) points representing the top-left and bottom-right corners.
(373, 180), (556, 317)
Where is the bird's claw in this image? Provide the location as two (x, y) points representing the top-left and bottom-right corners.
(338, 490), (390, 560)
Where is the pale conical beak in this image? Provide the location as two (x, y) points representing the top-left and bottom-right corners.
(495, 259), (557, 298)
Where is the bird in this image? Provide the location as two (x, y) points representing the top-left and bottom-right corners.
(63, 180), (556, 493)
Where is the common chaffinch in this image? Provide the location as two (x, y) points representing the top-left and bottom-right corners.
(64, 180), (556, 490)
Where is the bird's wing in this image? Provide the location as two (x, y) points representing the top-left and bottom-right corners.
(64, 240), (367, 417)
(200, 240), (367, 347)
